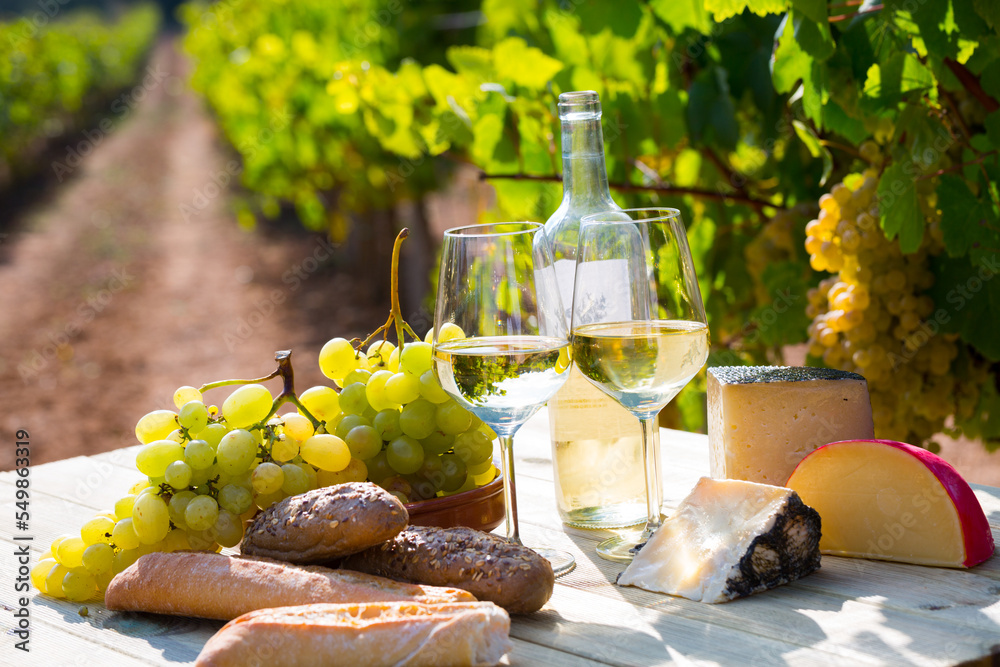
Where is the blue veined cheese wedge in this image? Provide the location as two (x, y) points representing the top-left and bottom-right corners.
(617, 477), (822, 603)
(707, 366), (875, 485)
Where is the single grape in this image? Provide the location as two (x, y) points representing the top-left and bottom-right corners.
(270, 436), (300, 462)
(189, 465), (212, 488)
(453, 430), (493, 464)
(384, 372), (420, 404)
(380, 475), (413, 499)
(179, 400), (209, 432)
(436, 401), (473, 435)
(366, 370), (399, 412)
(334, 414), (370, 440)
(316, 458), (368, 486)
(80, 516), (115, 546)
(162, 528), (191, 552)
(193, 423), (228, 448)
(364, 451), (394, 483)
(300, 434), (351, 471)
(165, 460), (193, 489)
(420, 430), (454, 456)
(216, 429), (258, 475)
(373, 409), (403, 440)
(252, 462), (285, 495)
(82, 543), (114, 575)
(387, 347), (401, 373)
(435, 323), (466, 343)
(223, 384), (273, 428)
(132, 492), (171, 545)
(135, 410), (179, 444)
(185, 495), (220, 532)
(136, 440), (185, 477)
(212, 510), (244, 548)
(319, 337), (358, 381)
(281, 412), (315, 441)
(399, 400), (437, 439)
(339, 382), (371, 415)
(296, 462), (319, 490)
(184, 439), (216, 469)
(166, 428), (186, 444)
(45, 564), (70, 598)
(280, 463), (310, 495)
(62, 569), (97, 602)
(173, 386), (203, 409)
(56, 537), (86, 568)
(439, 453), (468, 492)
(343, 369), (373, 387)
(399, 342), (433, 376)
(218, 483), (254, 515)
(387, 436), (424, 475)
(111, 518), (140, 551)
(418, 370), (450, 403)
(31, 559), (57, 594)
(345, 425), (383, 460)
(128, 480), (150, 495)
(113, 548), (140, 574)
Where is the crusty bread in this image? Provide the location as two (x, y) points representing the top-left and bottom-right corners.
(194, 601), (512, 667)
(104, 551), (474, 620)
(339, 526), (554, 614)
(241, 482), (407, 563)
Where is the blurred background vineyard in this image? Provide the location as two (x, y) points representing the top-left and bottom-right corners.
(2, 0), (999, 480)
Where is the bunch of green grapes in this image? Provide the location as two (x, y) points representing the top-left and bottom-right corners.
(317, 326), (499, 504)
(803, 148), (988, 445)
(31, 381), (356, 602)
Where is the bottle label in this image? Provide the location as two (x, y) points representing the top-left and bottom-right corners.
(555, 257), (635, 325)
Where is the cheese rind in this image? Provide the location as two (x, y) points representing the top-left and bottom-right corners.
(708, 366), (875, 485)
(787, 439), (996, 568)
(617, 478), (822, 603)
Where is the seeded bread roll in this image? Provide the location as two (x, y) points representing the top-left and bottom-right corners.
(105, 552), (475, 620)
(339, 526), (555, 614)
(194, 601), (512, 667)
(241, 483), (408, 563)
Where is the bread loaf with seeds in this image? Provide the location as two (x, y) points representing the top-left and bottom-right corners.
(241, 483), (408, 563)
(338, 525), (555, 614)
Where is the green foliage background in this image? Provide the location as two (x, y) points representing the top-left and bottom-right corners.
(174, 0), (1000, 447)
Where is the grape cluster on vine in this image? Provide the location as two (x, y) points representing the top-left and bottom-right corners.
(803, 143), (989, 447)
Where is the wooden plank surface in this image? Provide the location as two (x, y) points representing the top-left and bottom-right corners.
(1, 409), (999, 667)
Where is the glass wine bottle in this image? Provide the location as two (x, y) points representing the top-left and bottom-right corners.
(544, 91), (647, 529)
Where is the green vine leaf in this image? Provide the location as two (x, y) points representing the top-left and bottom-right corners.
(706, 0), (789, 22)
(493, 38), (565, 90)
(938, 173), (1000, 263)
(649, 0), (712, 34)
(877, 162), (924, 253)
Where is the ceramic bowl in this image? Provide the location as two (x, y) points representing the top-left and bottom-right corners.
(405, 471), (505, 532)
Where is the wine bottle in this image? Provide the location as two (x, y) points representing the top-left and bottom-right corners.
(545, 91), (646, 529)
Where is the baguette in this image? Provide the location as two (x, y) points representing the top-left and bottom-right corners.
(339, 526), (554, 614)
(242, 482), (407, 563)
(195, 602), (512, 667)
(105, 551), (474, 620)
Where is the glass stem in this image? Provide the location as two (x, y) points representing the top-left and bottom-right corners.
(639, 416), (663, 541)
(498, 435), (522, 545)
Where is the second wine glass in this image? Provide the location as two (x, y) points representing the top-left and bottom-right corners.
(572, 208), (710, 562)
(432, 222), (576, 575)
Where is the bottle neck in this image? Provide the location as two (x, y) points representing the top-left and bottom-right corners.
(560, 116), (613, 206)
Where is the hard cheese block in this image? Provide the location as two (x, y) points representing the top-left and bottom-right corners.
(708, 366), (875, 485)
(617, 477), (821, 603)
(787, 439), (995, 568)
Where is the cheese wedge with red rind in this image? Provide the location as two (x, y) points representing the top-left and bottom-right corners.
(786, 439), (995, 568)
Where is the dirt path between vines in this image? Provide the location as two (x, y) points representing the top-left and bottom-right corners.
(0, 39), (386, 468)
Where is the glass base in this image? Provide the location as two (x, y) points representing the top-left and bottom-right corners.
(533, 547), (576, 576)
(560, 502), (646, 530)
(596, 531), (646, 563)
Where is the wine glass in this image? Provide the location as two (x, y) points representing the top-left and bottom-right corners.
(432, 222), (576, 575)
(572, 208), (709, 562)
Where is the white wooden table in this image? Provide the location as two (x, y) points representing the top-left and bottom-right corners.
(2, 409), (1000, 666)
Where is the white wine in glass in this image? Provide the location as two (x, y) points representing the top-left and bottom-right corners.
(432, 222), (576, 575)
(572, 208), (709, 562)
